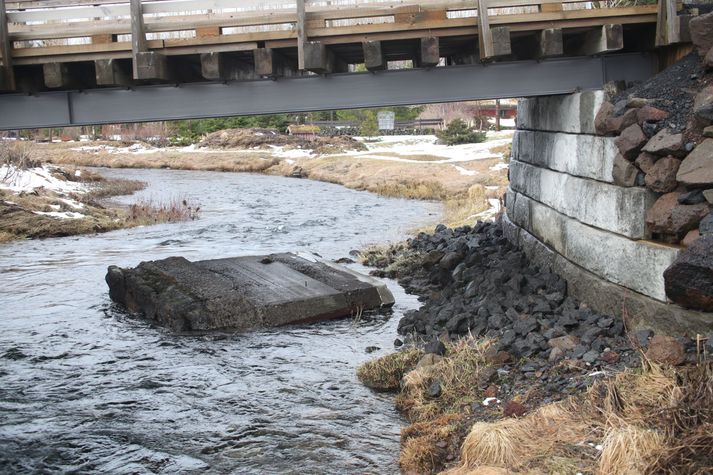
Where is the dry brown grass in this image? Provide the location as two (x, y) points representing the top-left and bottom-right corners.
(356, 347), (423, 391)
(400, 414), (467, 474)
(397, 338), (494, 422)
(444, 360), (713, 475)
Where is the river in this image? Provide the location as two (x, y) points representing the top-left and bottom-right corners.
(0, 168), (441, 474)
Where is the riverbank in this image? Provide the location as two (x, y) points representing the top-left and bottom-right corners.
(357, 221), (712, 474)
(0, 151), (199, 242)
(33, 132), (511, 227)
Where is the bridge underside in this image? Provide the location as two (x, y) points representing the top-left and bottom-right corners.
(0, 53), (654, 130)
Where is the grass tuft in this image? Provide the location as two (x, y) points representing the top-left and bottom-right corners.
(356, 348), (423, 391)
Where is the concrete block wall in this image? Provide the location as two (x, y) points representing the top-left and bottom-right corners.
(505, 91), (711, 335)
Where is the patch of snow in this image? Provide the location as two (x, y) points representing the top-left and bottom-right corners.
(284, 159), (296, 165)
(0, 165), (86, 194)
(453, 165), (478, 176)
(482, 397), (501, 406)
(269, 145), (314, 160)
(471, 198), (502, 222)
(74, 169), (82, 177)
(34, 211), (85, 219)
(49, 204), (61, 211)
(490, 162), (509, 171)
(58, 198), (85, 209)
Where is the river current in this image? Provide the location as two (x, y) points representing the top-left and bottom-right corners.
(0, 168), (441, 474)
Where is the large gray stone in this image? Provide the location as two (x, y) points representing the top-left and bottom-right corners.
(694, 86), (713, 123)
(677, 138), (713, 186)
(612, 154), (639, 187)
(509, 161), (656, 238)
(502, 213), (713, 336)
(512, 130), (617, 182)
(517, 91), (605, 134)
(106, 253), (394, 332)
(509, 190), (680, 300)
(690, 12), (713, 55)
(642, 128), (685, 157)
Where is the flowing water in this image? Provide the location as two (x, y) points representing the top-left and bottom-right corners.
(0, 168), (441, 474)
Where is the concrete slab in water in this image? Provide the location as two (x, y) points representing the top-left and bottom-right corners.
(106, 253), (395, 332)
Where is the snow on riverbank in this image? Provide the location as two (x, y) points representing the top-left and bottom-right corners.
(0, 165), (86, 195)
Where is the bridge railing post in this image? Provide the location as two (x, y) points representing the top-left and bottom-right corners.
(297, 0), (306, 70)
(655, 0), (680, 47)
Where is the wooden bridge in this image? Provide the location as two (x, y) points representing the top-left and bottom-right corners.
(0, 0), (690, 128)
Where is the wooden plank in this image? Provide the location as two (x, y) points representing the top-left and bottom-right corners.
(43, 62), (80, 88)
(477, 0), (494, 59)
(0, 0), (14, 90)
(297, 0), (306, 70)
(362, 40), (386, 71)
(655, 0), (679, 47)
(200, 52), (223, 80)
(254, 47), (277, 76)
(196, 27), (220, 38)
(491, 26), (511, 57)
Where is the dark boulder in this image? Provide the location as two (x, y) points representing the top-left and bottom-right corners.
(664, 235), (713, 311)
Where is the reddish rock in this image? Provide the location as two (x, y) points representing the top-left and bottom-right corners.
(601, 350), (620, 364)
(694, 86), (713, 123)
(613, 154), (640, 187)
(677, 139), (713, 186)
(484, 385), (498, 398)
(642, 129), (685, 157)
(644, 156), (681, 193)
(603, 108), (638, 136)
(665, 235), (713, 311)
(548, 335), (579, 351)
(594, 101), (615, 136)
(548, 347), (564, 362)
(637, 105), (669, 124)
(646, 192), (710, 240)
(615, 124), (647, 160)
(486, 350), (512, 366)
(691, 12), (713, 55)
(635, 152), (659, 174)
(682, 229), (701, 247)
(645, 335), (686, 366)
(503, 400), (526, 418)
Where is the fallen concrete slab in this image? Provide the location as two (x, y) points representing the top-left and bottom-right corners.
(106, 253), (395, 332)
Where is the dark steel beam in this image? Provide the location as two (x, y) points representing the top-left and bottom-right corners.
(0, 53), (655, 130)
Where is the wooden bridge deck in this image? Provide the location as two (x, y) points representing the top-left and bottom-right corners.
(0, 0), (689, 93)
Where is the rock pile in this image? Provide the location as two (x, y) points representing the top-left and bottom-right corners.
(373, 221), (706, 396)
(593, 21), (713, 310)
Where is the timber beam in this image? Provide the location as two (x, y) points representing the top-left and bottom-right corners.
(43, 62), (84, 89)
(571, 24), (623, 56)
(95, 58), (133, 87)
(362, 41), (386, 71)
(417, 37), (440, 68)
(131, 0), (170, 80)
(536, 28), (563, 58)
(0, 0), (15, 90)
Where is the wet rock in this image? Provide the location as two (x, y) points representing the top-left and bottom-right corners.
(646, 192), (710, 240)
(548, 335), (579, 351)
(705, 47), (713, 71)
(637, 105), (669, 124)
(704, 126), (713, 138)
(644, 156), (681, 193)
(425, 340), (447, 356)
(439, 252), (462, 271)
(664, 235), (713, 311)
(582, 350), (599, 364)
(694, 86), (713, 123)
(615, 124), (647, 160)
(677, 139), (713, 186)
(394, 338), (403, 347)
(678, 189), (706, 205)
(613, 154), (640, 187)
(642, 129), (685, 157)
(635, 329), (653, 347)
(426, 380), (442, 398)
(682, 229), (701, 247)
(635, 152), (659, 174)
(690, 12), (713, 55)
(503, 400), (526, 418)
(645, 335), (686, 366)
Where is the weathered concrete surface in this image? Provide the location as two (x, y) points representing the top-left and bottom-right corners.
(507, 189), (679, 300)
(502, 213), (713, 336)
(509, 160), (656, 238)
(516, 91), (605, 134)
(512, 130), (617, 182)
(106, 253), (394, 332)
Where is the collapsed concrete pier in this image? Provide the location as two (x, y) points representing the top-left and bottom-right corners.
(106, 253), (394, 332)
